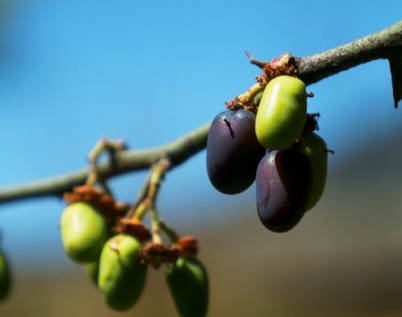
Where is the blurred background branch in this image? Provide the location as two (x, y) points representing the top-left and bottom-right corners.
(0, 122), (210, 203)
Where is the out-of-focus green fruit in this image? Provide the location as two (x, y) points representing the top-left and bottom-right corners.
(0, 249), (11, 301)
(256, 75), (307, 150)
(166, 256), (209, 317)
(60, 202), (111, 263)
(85, 260), (99, 286)
(300, 132), (328, 210)
(98, 234), (147, 311)
(253, 91), (263, 104)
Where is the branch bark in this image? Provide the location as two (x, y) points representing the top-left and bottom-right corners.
(296, 21), (402, 107)
(0, 21), (401, 204)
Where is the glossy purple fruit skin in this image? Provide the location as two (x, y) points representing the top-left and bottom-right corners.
(256, 149), (313, 232)
(207, 110), (266, 195)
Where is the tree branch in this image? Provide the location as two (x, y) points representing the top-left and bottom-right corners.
(296, 21), (402, 94)
(0, 123), (210, 204)
(0, 21), (401, 204)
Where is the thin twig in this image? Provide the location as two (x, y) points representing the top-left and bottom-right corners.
(244, 50), (269, 69)
(126, 167), (154, 219)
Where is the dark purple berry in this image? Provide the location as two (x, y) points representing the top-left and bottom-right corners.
(206, 110), (266, 195)
(256, 148), (313, 232)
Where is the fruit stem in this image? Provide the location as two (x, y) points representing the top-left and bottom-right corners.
(325, 149), (335, 154)
(159, 219), (179, 243)
(132, 202), (147, 221)
(148, 208), (180, 244)
(149, 208), (163, 244)
(147, 160), (168, 203)
(86, 138), (126, 193)
(126, 167), (154, 219)
(129, 157), (179, 243)
(226, 83), (265, 111)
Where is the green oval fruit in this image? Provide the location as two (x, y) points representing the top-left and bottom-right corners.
(253, 91), (263, 104)
(256, 75), (307, 150)
(60, 202), (111, 263)
(0, 249), (11, 301)
(300, 132), (328, 210)
(84, 260), (99, 286)
(98, 234), (147, 311)
(166, 256), (209, 317)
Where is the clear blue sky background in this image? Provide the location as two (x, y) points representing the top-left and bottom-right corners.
(0, 1), (401, 273)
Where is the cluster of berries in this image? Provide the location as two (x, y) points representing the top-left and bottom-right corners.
(207, 73), (330, 232)
(60, 185), (209, 317)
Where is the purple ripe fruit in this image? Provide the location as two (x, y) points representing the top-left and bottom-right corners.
(206, 110), (266, 195)
(256, 148), (313, 232)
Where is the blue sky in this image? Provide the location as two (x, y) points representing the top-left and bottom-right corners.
(0, 1), (401, 273)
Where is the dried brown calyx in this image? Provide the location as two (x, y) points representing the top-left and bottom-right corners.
(113, 218), (151, 242)
(173, 236), (199, 256)
(139, 236), (200, 268)
(139, 242), (180, 268)
(258, 53), (298, 84)
(226, 52), (299, 114)
(63, 185), (129, 218)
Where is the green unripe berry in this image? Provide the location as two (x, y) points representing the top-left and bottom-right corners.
(256, 76), (307, 150)
(84, 260), (100, 286)
(60, 202), (111, 263)
(253, 91), (263, 104)
(300, 132), (328, 210)
(166, 256), (209, 317)
(0, 249), (11, 301)
(98, 234), (147, 311)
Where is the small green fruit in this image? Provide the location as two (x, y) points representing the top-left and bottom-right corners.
(0, 249), (11, 301)
(253, 91), (263, 104)
(256, 75), (307, 150)
(98, 234), (147, 311)
(84, 260), (99, 286)
(300, 132), (328, 210)
(166, 256), (209, 317)
(60, 202), (111, 263)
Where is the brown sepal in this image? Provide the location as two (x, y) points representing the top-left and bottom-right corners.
(225, 53), (298, 113)
(262, 53), (298, 82)
(225, 96), (243, 111)
(173, 236), (199, 256)
(113, 218), (151, 242)
(243, 102), (259, 114)
(139, 242), (180, 269)
(63, 185), (129, 218)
